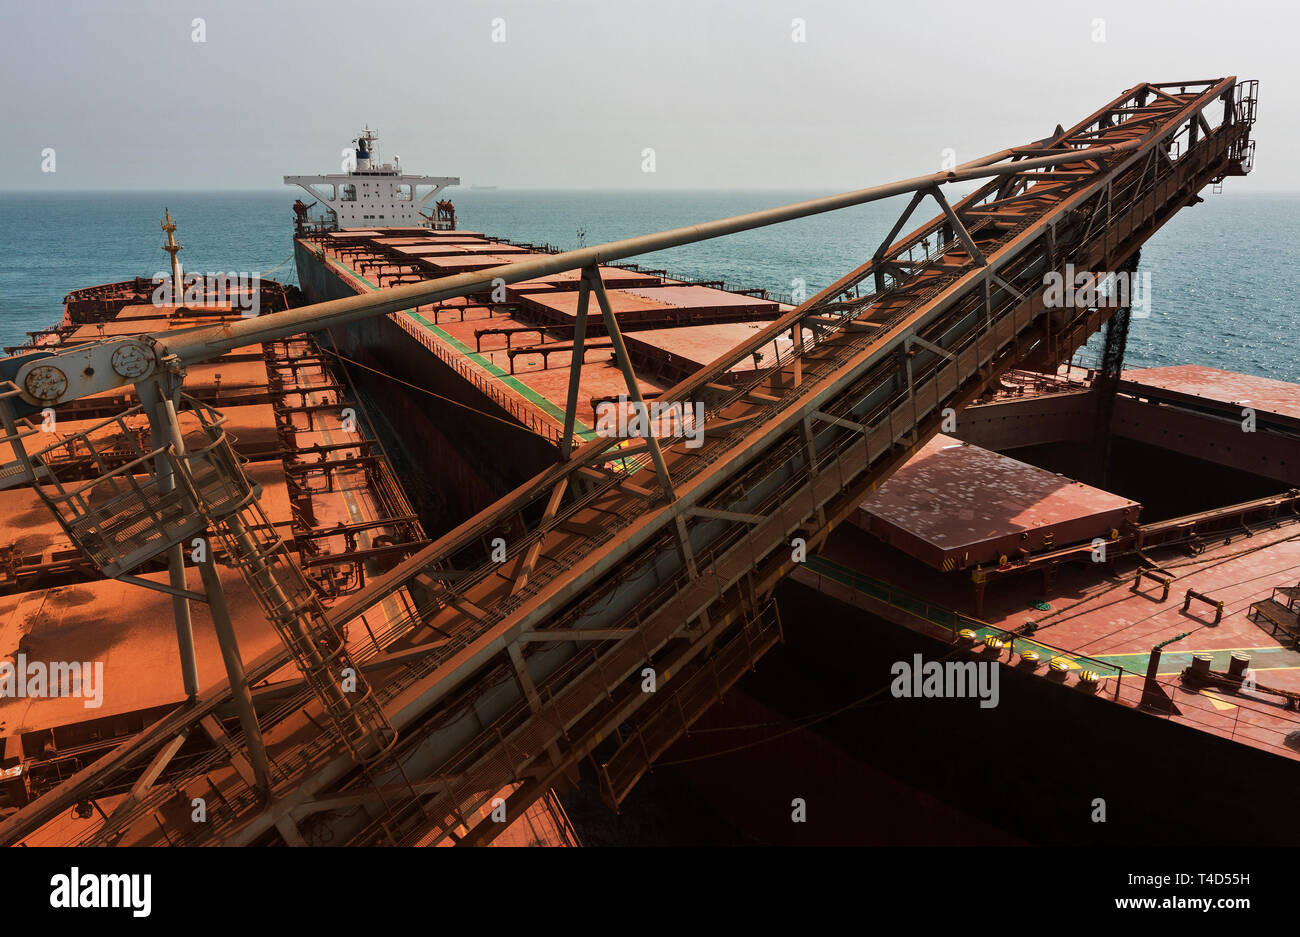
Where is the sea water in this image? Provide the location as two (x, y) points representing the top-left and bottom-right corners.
(2, 188), (1295, 381)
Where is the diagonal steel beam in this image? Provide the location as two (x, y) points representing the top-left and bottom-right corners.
(873, 190), (928, 293)
(584, 267), (675, 499)
(929, 185), (988, 266)
(559, 276), (592, 460)
(510, 478), (568, 597)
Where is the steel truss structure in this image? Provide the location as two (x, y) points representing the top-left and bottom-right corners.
(0, 78), (1256, 846)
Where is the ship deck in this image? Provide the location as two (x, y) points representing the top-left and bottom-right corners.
(299, 227), (793, 444)
(296, 223), (1300, 768)
(799, 371), (1300, 765)
(1120, 364), (1300, 426)
(854, 433), (1139, 570)
(0, 296), (413, 726)
(0, 274), (578, 846)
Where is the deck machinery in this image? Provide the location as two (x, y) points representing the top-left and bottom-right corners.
(0, 78), (1257, 846)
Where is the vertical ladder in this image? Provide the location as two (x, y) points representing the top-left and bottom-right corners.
(27, 394), (398, 766)
(202, 493), (398, 764)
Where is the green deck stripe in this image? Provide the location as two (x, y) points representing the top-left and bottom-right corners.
(807, 556), (1119, 674)
(806, 556), (1300, 676)
(1092, 646), (1300, 673)
(323, 252), (594, 438)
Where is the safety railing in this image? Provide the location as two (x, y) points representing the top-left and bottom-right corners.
(800, 554), (1300, 758)
(30, 397), (254, 578)
(0, 383), (42, 491)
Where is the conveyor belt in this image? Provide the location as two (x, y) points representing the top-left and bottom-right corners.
(0, 77), (1257, 847)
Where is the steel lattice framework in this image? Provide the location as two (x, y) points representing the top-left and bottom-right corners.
(0, 78), (1257, 846)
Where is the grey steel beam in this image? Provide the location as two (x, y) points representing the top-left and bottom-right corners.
(584, 266), (702, 580)
(929, 185), (988, 266)
(811, 410), (867, 433)
(585, 267), (675, 498)
(196, 550), (273, 795)
(294, 776), (469, 819)
(907, 335), (954, 360)
(136, 380), (199, 700)
(517, 629), (635, 643)
(873, 189), (928, 293)
(511, 478), (568, 597)
(99, 729), (191, 840)
(991, 274), (1029, 303)
(559, 276), (592, 460)
(112, 573), (207, 603)
(687, 506), (768, 525)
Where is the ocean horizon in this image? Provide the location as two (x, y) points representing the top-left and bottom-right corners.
(2, 188), (1295, 382)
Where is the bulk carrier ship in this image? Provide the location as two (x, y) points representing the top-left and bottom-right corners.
(0, 76), (1287, 846)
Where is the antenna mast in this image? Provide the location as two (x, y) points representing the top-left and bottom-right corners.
(161, 209), (184, 295)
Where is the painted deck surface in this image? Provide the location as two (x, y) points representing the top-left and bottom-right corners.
(305, 228), (791, 440)
(856, 434), (1138, 569)
(0, 286), (416, 743)
(814, 495), (1300, 763)
(1122, 364), (1300, 421)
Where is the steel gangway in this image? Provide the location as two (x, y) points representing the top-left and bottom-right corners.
(0, 78), (1256, 847)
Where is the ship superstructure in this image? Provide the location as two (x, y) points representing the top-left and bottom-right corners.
(285, 128), (459, 230)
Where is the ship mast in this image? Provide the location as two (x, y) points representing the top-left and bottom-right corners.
(161, 209), (183, 294)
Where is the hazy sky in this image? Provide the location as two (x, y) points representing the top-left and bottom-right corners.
(2, 0), (1294, 190)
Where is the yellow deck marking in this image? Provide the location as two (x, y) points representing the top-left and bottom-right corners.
(1199, 690), (1237, 711)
